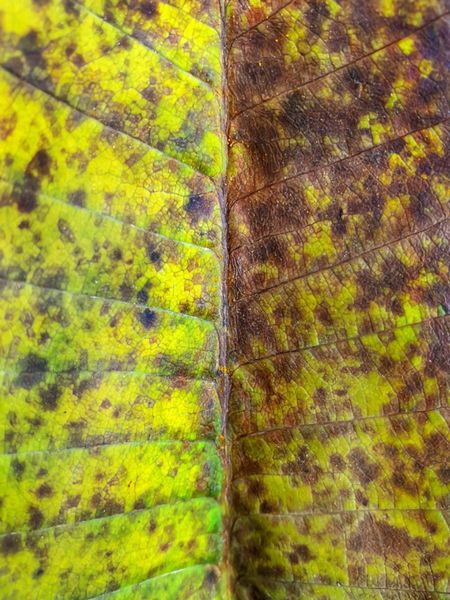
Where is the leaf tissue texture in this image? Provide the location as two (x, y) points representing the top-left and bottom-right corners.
(226, 0), (450, 598)
(0, 0), (448, 599)
(0, 0), (226, 597)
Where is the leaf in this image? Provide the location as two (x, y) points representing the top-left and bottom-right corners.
(0, 0), (226, 597)
(0, 0), (449, 599)
(227, 1), (449, 597)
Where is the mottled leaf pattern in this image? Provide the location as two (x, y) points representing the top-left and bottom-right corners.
(227, 1), (449, 598)
(0, 0), (226, 597)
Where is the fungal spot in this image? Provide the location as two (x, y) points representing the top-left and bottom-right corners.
(147, 248), (161, 265)
(205, 569), (218, 586)
(39, 384), (61, 413)
(185, 193), (212, 223)
(15, 189), (37, 213)
(15, 354), (48, 389)
(139, 308), (157, 329)
(11, 458), (25, 479)
(26, 149), (51, 178)
(19, 31), (47, 71)
(112, 247), (122, 261)
(137, 288), (148, 303)
(28, 505), (44, 529)
(33, 567), (45, 578)
(36, 483), (53, 498)
(69, 189), (86, 207)
(348, 448), (380, 485)
(57, 219), (75, 243)
(1, 534), (21, 555)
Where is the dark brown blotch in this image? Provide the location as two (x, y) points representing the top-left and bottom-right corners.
(348, 448), (379, 485)
(1, 534), (21, 555)
(11, 458), (25, 479)
(69, 189), (86, 207)
(39, 384), (61, 411)
(28, 506), (44, 529)
(15, 354), (48, 389)
(36, 483), (53, 498)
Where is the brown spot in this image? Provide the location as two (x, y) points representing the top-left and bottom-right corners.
(185, 193), (212, 224)
(438, 466), (450, 485)
(26, 149), (51, 178)
(1, 534), (21, 555)
(57, 219), (75, 243)
(19, 31), (47, 70)
(349, 514), (415, 556)
(355, 490), (369, 506)
(111, 247), (123, 261)
(15, 354), (48, 389)
(293, 543), (314, 562)
(91, 493), (102, 507)
(39, 384), (61, 411)
(348, 448), (379, 485)
(69, 189), (86, 207)
(29, 506), (44, 529)
(36, 483), (53, 498)
(330, 453), (345, 471)
(11, 458), (25, 479)
(15, 189), (38, 213)
(315, 304), (333, 326)
(205, 568), (218, 586)
(129, 0), (157, 17)
(72, 54), (85, 68)
(65, 494), (81, 509)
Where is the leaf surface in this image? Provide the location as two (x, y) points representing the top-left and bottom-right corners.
(0, 0), (449, 598)
(227, 1), (449, 597)
(0, 0), (226, 597)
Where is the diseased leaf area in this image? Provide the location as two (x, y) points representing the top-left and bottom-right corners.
(0, 0), (225, 598)
(227, 0), (449, 598)
(0, 0), (449, 598)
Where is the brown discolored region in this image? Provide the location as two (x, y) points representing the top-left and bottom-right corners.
(228, 17), (449, 199)
(229, 123), (449, 301)
(228, 0), (448, 112)
(231, 226), (449, 362)
(227, 0), (450, 596)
